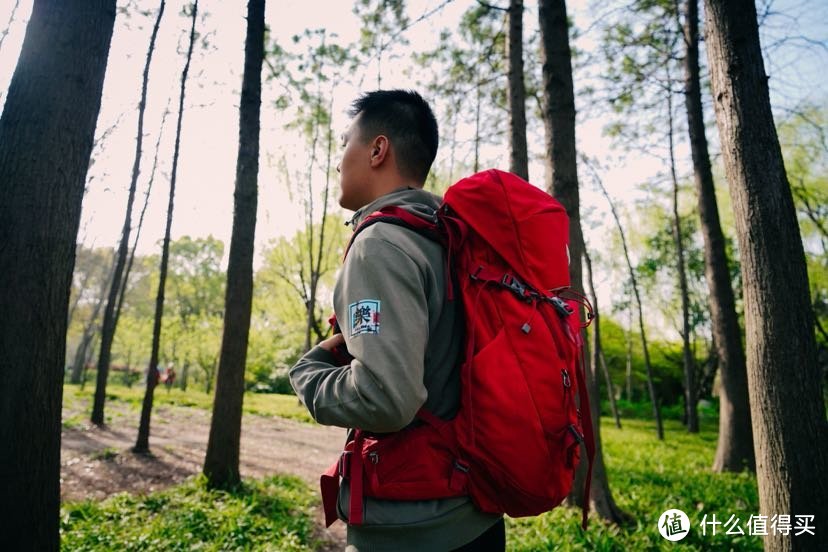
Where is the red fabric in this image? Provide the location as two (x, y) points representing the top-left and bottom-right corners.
(321, 169), (594, 528)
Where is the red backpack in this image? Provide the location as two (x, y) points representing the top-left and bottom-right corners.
(320, 169), (595, 529)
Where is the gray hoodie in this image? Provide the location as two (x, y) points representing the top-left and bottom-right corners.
(289, 187), (501, 551)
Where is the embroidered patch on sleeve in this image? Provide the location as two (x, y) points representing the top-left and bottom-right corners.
(349, 299), (381, 337)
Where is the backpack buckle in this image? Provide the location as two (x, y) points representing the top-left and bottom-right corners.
(548, 296), (574, 317)
(501, 273), (528, 298)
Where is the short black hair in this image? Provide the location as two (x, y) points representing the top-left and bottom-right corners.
(348, 89), (439, 183)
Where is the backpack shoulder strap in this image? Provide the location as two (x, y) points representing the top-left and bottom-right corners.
(343, 205), (441, 260)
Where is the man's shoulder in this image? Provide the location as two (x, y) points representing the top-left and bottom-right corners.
(352, 218), (441, 265)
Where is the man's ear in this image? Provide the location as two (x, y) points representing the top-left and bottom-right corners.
(369, 135), (389, 167)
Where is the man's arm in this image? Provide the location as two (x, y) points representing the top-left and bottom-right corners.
(289, 234), (429, 432)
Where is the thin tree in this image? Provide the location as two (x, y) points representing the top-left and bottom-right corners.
(115, 101), (172, 327)
(134, 0), (197, 454)
(680, 0), (753, 470)
(507, 0), (528, 179)
(583, 249), (622, 429)
(0, 0), (20, 54)
(584, 158), (664, 440)
(704, 1), (828, 548)
(665, 64), (698, 432)
(0, 0), (116, 547)
(91, 0), (166, 426)
(203, 0), (265, 488)
(538, 0), (630, 524)
(71, 257), (116, 384)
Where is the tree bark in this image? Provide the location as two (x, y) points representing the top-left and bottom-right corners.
(134, 0), (194, 454)
(92, 0), (165, 426)
(539, 0), (630, 524)
(682, 0), (753, 471)
(203, 0), (264, 489)
(704, 1), (828, 549)
(507, 0), (528, 180)
(0, 0), (115, 548)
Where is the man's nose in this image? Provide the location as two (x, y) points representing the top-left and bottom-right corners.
(336, 162), (341, 174)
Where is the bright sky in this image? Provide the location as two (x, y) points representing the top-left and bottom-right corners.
(1, 0), (825, 330)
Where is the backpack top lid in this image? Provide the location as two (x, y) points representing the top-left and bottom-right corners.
(443, 169), (571, 292)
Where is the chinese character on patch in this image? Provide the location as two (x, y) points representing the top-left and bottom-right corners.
(349, 299), (381, 337)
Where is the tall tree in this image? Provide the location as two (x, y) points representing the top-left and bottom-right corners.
(680, 0), (753, 469)
(665, 68), (698, 432)
(704, 1), (828, 549)
(203, 0), (265, 488)
(91, 0), (166, 426)
(0, 0), (116, 548)
(134, 0), (198, 453)
(538, 0), (629, 524)
(507, 0), (528, 179)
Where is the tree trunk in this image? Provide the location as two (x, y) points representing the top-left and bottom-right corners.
(625, 310), (633, 400)
(0, 0), (115, 548)
(70, 262), (114, 384)
(598, 346), (621, 428)
(134, 0), (195, 454)
(92, 0), (165, 426)
(203, 0), (264, 489)
(586, 160), (664, 439)
(474, 83), (481, 173)
(666, 77), (698, 432)
(704, 1), (828, 549)
(181, 361), (189, 391)
(682, 0), (753, 471)
(507, 0), (529, 180)
(539, 0), (629, 524)
(115, 99), (171, 327)
(584, 248), (622, 429)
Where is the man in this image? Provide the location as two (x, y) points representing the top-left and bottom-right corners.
(289, 90), (504, 551)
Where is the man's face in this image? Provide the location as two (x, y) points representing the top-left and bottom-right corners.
(337, 115), (373, 211)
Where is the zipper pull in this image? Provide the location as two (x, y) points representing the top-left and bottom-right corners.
(561, 369), (571, 389)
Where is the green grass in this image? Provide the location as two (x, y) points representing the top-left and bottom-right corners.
(506, 418), (761, 551)
(61, 384), (762, 550)
(60, 475), (318, 551)
(63, 382), (314, 424)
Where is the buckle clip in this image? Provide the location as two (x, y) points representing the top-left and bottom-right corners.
(548, 296), (574, 317)
(501, 273), (527, 298)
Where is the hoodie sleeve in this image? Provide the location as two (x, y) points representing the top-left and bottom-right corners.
(289, 233), (429, 433)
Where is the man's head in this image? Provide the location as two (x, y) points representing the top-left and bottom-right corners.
(337, 89), (438, 211)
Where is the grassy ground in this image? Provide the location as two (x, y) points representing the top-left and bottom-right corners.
(60, 475), (318, 551)
(61, 384), (761, 550)
(63, 382), (314, 424)
(506, 418), (761, 551)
